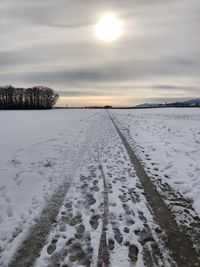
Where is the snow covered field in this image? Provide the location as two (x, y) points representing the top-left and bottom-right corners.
(112, 108), (200, 216)
(0, 109), (101, 265)
(0, 108), (200, 267)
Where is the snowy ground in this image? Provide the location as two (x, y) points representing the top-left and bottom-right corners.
(112, 108), (200, 216)
(0, 109), (101, 265)
(35, 112), (172, 267)
(0, 108), (200, 267)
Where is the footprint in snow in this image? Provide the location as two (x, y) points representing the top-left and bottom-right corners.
(89, 214), (100, 230)
(0, 185), (6, 192)
(128, 244), (139, 263)
(6, 205), (13, 217)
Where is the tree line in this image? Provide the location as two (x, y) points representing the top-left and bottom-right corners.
(0, 85), (59, 109)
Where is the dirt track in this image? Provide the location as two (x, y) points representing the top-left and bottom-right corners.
(8, 112), (200, 267)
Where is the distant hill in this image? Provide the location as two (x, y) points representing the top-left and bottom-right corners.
(182, 98), (200, 106)
(135, 98), (200, 108)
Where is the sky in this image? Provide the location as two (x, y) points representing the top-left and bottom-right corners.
(0, 0), (199, 107)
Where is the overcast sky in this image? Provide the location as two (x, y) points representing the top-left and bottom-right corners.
(0, 0), (199, 106)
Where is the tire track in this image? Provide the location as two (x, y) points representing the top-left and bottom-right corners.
(97, 152), (110, 267)
(109, 113), (200, 267)
(8, 182), (70, 267)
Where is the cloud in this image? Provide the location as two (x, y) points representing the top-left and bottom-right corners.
(4, 57), (198, 83)
(0, 0), (199, 105)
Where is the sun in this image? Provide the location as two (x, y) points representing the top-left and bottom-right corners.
(95, 14), (122, 43)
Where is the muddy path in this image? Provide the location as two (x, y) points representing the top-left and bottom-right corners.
(109, 113), (200, 267)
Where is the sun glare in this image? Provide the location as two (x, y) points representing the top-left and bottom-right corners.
(95, 14), (122, 43)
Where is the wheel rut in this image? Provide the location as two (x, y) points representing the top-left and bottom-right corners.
(97, 152), (110, 267)
(8, 182), (71, 267)
(109, 113), (200, 267)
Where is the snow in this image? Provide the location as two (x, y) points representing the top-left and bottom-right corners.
(34, 112), (172, 267)
(112, 108), (200, 216)
(1, 108), (199, 266)
(0, 109), (101, 265)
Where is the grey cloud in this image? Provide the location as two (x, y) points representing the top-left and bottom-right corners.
(0, 0), (200, 105)
(57, 85), (199, 98)
(58, 89), (105, 97)
(13, 58), (199, 84)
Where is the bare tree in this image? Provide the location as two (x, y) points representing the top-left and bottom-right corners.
(0, 86), (59, 109)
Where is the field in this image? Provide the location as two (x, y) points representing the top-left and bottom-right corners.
(0, 108), (200, 267)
